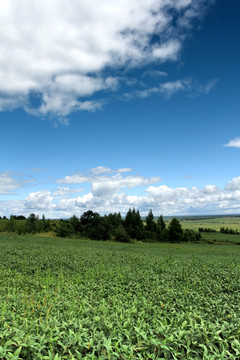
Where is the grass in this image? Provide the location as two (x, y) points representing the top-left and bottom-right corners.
(177, 216), (240, 232)
(0, 235), (240, 359)
(200, 232), (240, 244)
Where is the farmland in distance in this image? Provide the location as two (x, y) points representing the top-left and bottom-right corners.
(165, 215), (240, 232)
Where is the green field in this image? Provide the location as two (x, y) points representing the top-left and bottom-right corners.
(173, 216), (240, 232)
(1, 235), (240, 359)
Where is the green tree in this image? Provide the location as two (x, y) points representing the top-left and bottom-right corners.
(88, 216), (110, 240)
(124, 208), (143, 240)
(156, 214), (167, 242)
(55, 221), (72, 238)
(107, 212), (122, 228)
(145, 209), (157, 240)
(157, 215), (166, 231)
(145, 209), (156, 232)
(168, 217), (183, 242)
(80, 210), (99, 225)
(114, 225), (131, 243)
(6, 215), (16, 233)
(25, 213), (41, 233)
(182, 229), (202, 242)
(69, 215), (81, 234)
(41, 214), (51, 232)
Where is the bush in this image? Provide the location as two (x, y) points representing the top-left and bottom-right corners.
(55, 221), (72, 238)
(114, 225), (131, 243)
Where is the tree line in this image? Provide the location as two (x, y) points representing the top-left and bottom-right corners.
(199, 227), (240, 235)
(0, 209), (201, 243)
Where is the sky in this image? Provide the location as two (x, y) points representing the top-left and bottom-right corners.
(0, 0), (240, 218)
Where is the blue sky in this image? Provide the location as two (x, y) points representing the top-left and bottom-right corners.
(0, 0), (240, 217)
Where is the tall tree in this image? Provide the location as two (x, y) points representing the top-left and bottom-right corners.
(168, 218), (183, 242)
(124, 208), (143, 240)
(69, 215), (81, 234)
(157, 215), (166, 231)
(145, 209), (157, 240)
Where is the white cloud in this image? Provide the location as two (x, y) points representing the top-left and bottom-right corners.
(204, 79), (218, 94)
(202, 185), (219, 194)
(90, 166), (113, 175)
(152, 40), (181, 61)
(160, 80), (188, 97)
(0, 172), (31, 194)
(75, 193), (94, 207)
(49, 171), (240, 216)
(0, 0), (214, 120)
(117, 168), (133, 173)
(53, 186), (83, 197)
(223, 137), (240, 148)
(90, 166), (133, 175)
(25, 190), (55, 210)
(0, 170), (239, 217)
(225, 177), (240, 191)
(91, 176), (160, 197)
(0, 200), (26, 217)
(123, 78), (217, 100)
(142, 70), (168, 78)
(56, 174), (90, 184)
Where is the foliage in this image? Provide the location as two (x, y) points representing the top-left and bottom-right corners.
(157, 214), (166, 231)
(124, 208), (144, 240)
(0, 235), (240, 359)
(182, 229), (202, 242)
(5, 215), (17, 233)
(0, 211), (209, 243)
(199, 227), (218, 233)
(114, 225), (131, 243)
(220, 227), (239, 235)
(168, 217), (183, 242)
(55, 221), (72, 238)
(145, 209), (156, 233)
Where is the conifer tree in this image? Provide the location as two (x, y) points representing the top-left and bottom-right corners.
(168, 217), (183, 242)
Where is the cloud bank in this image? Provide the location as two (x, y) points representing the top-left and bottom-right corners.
(1, 167), (240, 218)
(0, 0), (214, 120)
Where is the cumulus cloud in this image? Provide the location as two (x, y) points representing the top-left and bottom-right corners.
(0, 200), (26, 217)
(53, 176), (240, 216)
(56, 170), (161, 196)
(223, 137), (240, 148)
(91, 175), (160, 197)
(225, 177), (240, 191)
(0, 0), (214, 120)
(25, 190), (56, 210)
(22, 169), (237, 216)
(202, 185), (219, 194)
(0, 168), (239, 217)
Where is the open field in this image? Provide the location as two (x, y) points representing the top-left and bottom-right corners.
(0, 235), (240, 359)
(200, 232), (240, 244)
(170, 215), (240, 232)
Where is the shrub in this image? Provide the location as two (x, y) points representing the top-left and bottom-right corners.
(114, 225), (131, 243)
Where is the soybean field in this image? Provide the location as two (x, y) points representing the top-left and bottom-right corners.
(0, 235), (240, 359)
